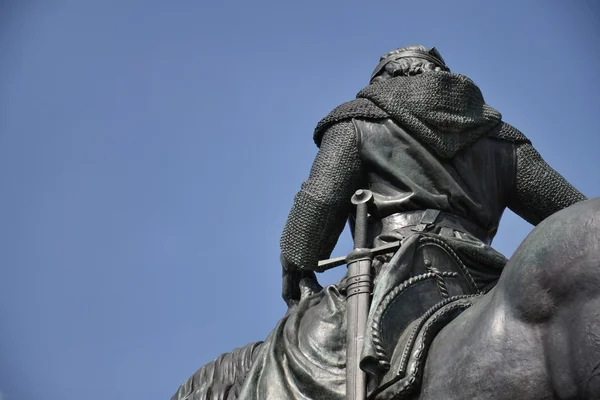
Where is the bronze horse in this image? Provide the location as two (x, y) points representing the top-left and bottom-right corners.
(416, 198), (600, 400)
(172, 198), (600, 400)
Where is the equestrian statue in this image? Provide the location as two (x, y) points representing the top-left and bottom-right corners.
(172, 45), (599, 400)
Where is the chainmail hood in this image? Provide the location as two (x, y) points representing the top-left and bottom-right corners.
(314, 72), (511, 158)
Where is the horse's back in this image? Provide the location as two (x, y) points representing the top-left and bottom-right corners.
(420, 198), (600, 400)
(500, 197), (600, 322)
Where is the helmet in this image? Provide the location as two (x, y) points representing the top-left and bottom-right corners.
(370, 45), (450, 82)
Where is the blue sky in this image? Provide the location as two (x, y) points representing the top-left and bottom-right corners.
(0, 1), (598, 399)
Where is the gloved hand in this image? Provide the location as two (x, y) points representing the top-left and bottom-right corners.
(281, 254), (322, 307)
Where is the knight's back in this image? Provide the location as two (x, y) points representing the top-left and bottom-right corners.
(281, 45), (586, 273)
(356, 117), (515, 240)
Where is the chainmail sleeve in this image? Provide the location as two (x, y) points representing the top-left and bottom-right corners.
(280, 120), (365, 271)
(507, 142), (587, 226)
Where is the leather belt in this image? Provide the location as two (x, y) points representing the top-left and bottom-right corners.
(380, 209), (491, 245)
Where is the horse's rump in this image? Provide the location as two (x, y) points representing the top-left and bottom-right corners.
(171, 341), (262, 400)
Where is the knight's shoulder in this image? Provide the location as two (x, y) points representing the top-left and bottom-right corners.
(313, 98), (388, 147)
(489, 122), (531, 144)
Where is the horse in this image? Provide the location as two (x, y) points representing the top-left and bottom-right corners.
(172, 198), (600, 400)
(418, 197), (600, 400)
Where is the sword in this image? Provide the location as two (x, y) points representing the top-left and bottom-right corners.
(346, 189), (374, 400)
(316, 189), (401, 400)
(346, 190), (373, 400)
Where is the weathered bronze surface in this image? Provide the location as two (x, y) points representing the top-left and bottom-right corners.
(172, 45), (597, 400)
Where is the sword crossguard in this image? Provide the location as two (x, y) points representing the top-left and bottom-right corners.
(316, 242), (401, 272)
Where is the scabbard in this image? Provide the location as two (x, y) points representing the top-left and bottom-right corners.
(346, 254), (372, 400)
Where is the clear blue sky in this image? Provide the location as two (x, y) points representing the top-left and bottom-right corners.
(0, 1), (598, 399)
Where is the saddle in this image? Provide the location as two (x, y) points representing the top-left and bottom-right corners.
(358, 210), (485, 400)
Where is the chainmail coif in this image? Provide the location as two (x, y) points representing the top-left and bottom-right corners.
(315, 72), (519, 158)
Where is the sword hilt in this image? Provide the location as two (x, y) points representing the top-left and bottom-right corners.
(351, 189), (373, 249)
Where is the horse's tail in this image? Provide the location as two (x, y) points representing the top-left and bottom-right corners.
(171, 341), (263, 400)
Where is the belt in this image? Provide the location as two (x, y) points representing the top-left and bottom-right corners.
(379, 209), (491, 245)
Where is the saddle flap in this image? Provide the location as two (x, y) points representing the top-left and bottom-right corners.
(370, 296), (479, 400)
(362, 235), (481, 398)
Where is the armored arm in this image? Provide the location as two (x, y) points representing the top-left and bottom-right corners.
(507, 142), (587, 226)
(280, 120), (365, 271)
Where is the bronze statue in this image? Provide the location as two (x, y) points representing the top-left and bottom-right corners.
(172, 45), (599, 400)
